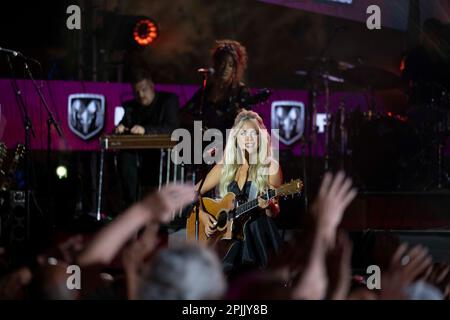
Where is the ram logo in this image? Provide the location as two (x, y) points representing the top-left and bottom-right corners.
(271, 101), (305, 146)
(68, 94), (105, 140)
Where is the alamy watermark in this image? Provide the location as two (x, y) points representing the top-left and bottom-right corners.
(366, 5), (381, 30)
(66, 5), (81, 30)
(366, 265), (381, 290)
(66, 265), (81, 290)
(170, 121), (280, 176)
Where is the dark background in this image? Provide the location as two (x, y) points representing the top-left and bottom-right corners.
(0, 0), (415, 87)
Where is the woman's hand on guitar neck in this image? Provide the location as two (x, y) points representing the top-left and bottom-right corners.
(200, 210), (217, 238)
(257, 196), (270, 209)
(258, 193), (280, 217)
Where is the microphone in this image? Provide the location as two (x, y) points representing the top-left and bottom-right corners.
(0, 47), (25, 58)
(197, 67), (214, 74)
(0, 47), (23, 58)
(0, 47), (41, 66)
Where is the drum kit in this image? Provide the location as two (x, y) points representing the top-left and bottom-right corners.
(296, 57), (450, 191)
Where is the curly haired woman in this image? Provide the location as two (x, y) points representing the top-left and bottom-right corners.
(183, 39), (251, 134)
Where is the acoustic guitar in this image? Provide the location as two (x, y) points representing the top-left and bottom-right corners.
(186, 179), (303, 258)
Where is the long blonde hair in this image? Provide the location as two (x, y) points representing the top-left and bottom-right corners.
(219, 110), (272, 197)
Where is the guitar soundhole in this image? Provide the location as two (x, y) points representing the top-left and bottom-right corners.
(216, 211), (228, 229)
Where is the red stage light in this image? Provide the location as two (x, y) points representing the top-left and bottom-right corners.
(133, 18), (158, 46)
(399, 56), (406, 72)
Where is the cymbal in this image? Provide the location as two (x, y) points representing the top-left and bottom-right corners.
(343, 66), (402, 90)
(303, 56), (357, 72)
(295, 69), (345, 83)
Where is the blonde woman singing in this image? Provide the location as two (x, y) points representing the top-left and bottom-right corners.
(196, 110), (283, 275)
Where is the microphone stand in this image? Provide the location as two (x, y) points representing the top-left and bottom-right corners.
(323, 62), (331, 171)
(5, 55), (36, 242)
(192, 69), (212, 240)
(195, 70), (210, 118)
(194, 177), (208, 242)
(23, 60), (63, 231)
(305, 27), (342, 200)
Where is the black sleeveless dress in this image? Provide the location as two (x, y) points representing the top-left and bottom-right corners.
(222, 181), (283, 274)
(181, 83), (251, 136)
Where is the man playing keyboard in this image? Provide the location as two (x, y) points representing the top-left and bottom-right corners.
(115, 67), (179, 207)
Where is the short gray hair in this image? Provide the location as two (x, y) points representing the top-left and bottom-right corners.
(138, 244), (226, 300)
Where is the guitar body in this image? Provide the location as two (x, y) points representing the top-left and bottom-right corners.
(185, 179), (303, 260)
(186, 193), (236, 246)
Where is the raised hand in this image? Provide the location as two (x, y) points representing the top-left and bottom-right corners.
(426, 263), (450, 299)
(141, 183), (196, 224)
(326, 231), (353, 300)
(122, 223), (160, 299)
(312, 171), (357, 235)
(77, 183), (195, 268)
(36, 234), (85, 267)
(380, 243), (433, 299)
(57, 235), (85, 264)
(0, 267), (32, 299)
(291, 172), (356, 300)
(122, 223), (160, 271)
(290, 237), (328, 300)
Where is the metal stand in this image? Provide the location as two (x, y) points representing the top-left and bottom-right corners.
(304, 26), (344, 195)
(323, 67), (331, 171)
(166, 148), (171, 186)
(434, 126), (449, 190)
(96, 146), (176, 219)
(191, 69), (212, 239)
(338, 101), (348, 170)
(300, 138), (309, 215)
(159, 149), (165, 190)
(194, 177), (207, 242)
(23, 62), (63, 230)
(437, 143), (443, 189)
(5, 55), (35, 241)
(96, 149), (105, 221)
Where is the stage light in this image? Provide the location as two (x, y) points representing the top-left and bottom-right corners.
(400, 56), (406, 73)
(56, 166), (68, 180)
(133, 18), (159, 47)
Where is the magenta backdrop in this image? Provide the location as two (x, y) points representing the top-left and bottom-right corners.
(0, 79), (448, 157)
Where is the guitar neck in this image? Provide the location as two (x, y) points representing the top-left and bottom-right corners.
(232, 179), (303, 220)
(234, 189), (276, 219)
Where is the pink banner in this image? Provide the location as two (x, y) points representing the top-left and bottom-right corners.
(0, 79), (197, 151)
(1, 79), (446, 157)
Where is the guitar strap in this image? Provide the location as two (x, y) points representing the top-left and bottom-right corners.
(196, 176), (209, 214)
(243, 169), (258, 202)
(248, 181), (258, 201)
